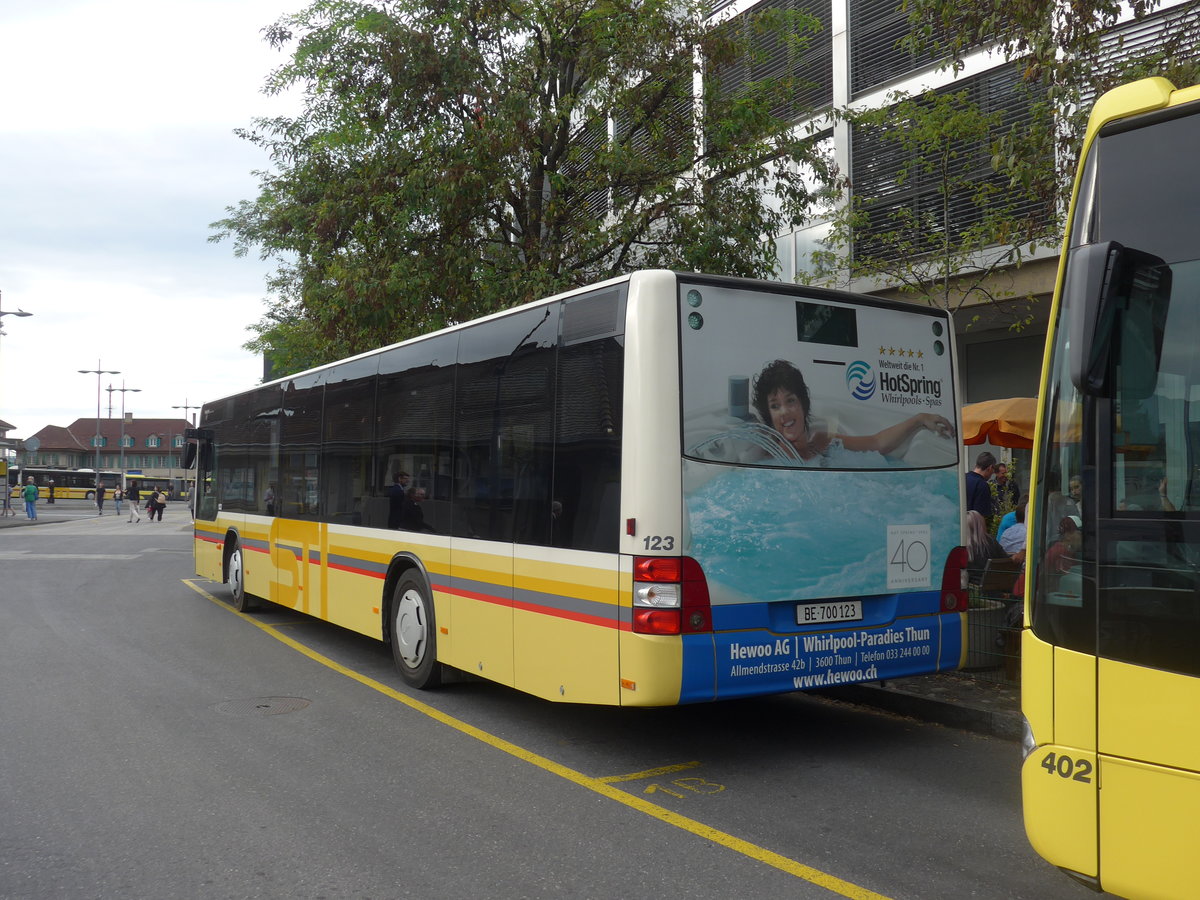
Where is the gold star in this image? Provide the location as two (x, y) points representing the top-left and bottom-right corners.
(917, 350), (924, 358)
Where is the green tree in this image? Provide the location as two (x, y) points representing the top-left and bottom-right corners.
(214, 0), (838, 375)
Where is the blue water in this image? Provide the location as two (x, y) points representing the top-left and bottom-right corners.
(684, 463), (960, 603)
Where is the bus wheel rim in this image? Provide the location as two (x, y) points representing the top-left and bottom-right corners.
(395, 587), (428, 668)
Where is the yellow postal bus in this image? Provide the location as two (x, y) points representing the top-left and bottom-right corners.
(191, 271), (968, 705)
(1022, 79), (1200, 898)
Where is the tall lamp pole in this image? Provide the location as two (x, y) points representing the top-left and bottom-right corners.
(0, 290), (32, 508)
(172, 400), (200, 500)
(107, 381), (141, 485)
(78, 361), (120, 489)
(172, 399), (200, 427)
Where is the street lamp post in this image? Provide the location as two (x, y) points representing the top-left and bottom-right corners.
(172, 399), (200, 427)
(0, 290), (33, 492)
(107, 381), (141, 485)
(0, 290), (34, 368)
(172, 400), (200, 501)
(78, 361), (120, 500)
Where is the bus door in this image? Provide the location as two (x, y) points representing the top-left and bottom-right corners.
(1089, 246), (1200, 898)
(1031, 229), (1200, 896)
(272, 373), (326, 618)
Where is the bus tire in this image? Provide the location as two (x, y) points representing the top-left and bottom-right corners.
(227, 540), (258, 612)
(390, 574), (441, 689)
(85, 490), (95, 500)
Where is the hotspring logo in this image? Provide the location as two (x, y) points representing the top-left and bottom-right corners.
(846, 360), (876, 400)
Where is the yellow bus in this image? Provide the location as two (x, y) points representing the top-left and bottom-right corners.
(8, 467), (122, 500)
(1022, 78), (1200, 898)
(191, 271), (968, 705)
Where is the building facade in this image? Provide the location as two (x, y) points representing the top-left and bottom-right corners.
(17, 416), (193, 485)
(715, 0), (1199, 411)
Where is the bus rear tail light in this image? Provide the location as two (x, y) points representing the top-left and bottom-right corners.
(941, 546), (969, 612)
(633, 556), (712, 635)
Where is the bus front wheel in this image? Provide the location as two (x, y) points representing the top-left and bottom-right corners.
(228, 541), (258, 612)
(390, 574), (441, 689)
(85, 491), (95, 500)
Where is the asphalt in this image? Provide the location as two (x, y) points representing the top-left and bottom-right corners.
(1, 500), (1022, 739)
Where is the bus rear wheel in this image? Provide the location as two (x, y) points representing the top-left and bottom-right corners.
(228, 541), (258, 612)
(391, 574), (441, 689)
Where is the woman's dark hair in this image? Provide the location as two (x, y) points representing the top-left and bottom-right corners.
(1016, 493), (1029, 523)
(752, 360), (811, 431)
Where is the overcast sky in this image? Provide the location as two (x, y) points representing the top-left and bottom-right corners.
(0, 0), (304, 438)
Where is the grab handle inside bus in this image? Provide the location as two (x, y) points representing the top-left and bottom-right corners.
(1067, 241), (1170, 398)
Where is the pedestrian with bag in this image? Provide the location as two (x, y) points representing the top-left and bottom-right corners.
(126, 482), (141, 523)
(149, 490), (165, 522)
(113, 485), (124, 517)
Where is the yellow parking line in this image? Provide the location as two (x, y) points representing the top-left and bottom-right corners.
(597, 761), (702, 783)
(183, 579), (891, 900)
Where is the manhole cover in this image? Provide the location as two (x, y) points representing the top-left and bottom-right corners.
(214, 697), (311, 717)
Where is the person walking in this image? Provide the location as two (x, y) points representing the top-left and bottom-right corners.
(149, 490), (166, 522)
(95, 483), (106, 516)
(113, 485), (124, 517)
(22, 476), (38, 521)
(126, 482), (142, 523)
(965, 451), (996, 520)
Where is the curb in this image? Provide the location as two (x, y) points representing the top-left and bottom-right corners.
(815, 683), (1022, 741)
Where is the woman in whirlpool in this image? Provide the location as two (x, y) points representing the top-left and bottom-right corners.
(752, 359), (955, 465)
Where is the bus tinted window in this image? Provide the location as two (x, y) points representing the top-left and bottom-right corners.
(554, 288), (625, 552)
(376, 333), (458, 533)
(217, 386), (280, 515)
(1098, 111), (1200, 264)
(454, 306), (558, 543)
(278, 373), (324, 520)
(322, 356), (378, 527)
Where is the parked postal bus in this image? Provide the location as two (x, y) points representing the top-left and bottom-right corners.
(1022, 78), (1200, 899)
(190, 271), (968, 705)
(9, 467), (121, 500)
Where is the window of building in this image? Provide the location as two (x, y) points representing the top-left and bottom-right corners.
(850, 64), (1051, 264)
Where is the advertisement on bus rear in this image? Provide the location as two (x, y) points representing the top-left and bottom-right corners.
(676, 280), (963, 693)
(679, 281), (960, 599)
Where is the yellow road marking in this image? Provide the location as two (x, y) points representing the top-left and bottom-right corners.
(183, 579), (891, 900)
(598, 761), (702, 783)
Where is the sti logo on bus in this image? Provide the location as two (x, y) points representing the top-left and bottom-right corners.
(845, 360), (876, 401)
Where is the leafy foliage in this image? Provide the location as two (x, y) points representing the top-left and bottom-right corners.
(214, 0), (839, 375)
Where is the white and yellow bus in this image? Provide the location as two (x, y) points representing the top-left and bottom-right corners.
(8, 467), (122, 500)
(192, 271), (967, 705)
(1022, 79), (1200, 898)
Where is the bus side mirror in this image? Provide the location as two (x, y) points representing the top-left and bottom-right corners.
(1067, 241), (1170, 399)
(182, 443), (197, 469)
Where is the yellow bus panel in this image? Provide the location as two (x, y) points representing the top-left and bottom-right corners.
(1099, 756), (1200, 900)
(1021, 742), (1098, 879)
(1021, 629), (1055, 744)
(512, 551), (620, 704)
(1099, 659), (1200, 774)
(618, 631), (684, 706)
(1052, 646), (1096, 753)
(445, 542), (515, 686)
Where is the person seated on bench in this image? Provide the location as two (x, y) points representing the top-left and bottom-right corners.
(967, 510), (1011, 586)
